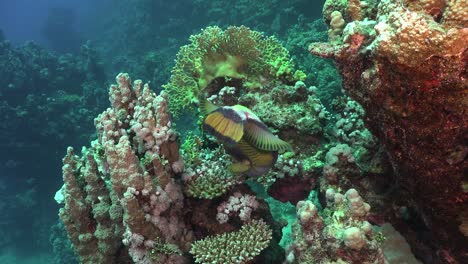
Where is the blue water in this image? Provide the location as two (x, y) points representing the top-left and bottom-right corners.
(0, 0), (102, 50)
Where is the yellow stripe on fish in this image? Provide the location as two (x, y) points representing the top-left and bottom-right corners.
(203, 109), (244, 145)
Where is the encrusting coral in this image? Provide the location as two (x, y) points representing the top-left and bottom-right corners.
(286, 188), (384, 263)
(310, 0), (468, 262)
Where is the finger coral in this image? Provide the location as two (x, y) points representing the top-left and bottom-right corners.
(58, 73), (193, 264)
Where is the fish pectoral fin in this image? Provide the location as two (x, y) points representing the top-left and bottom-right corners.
(227, 160), (251, 174)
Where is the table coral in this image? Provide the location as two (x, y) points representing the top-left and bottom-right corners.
(310, 0), (468, 261)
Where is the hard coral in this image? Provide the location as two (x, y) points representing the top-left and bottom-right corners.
(310, 0), (468, 261)
(58, 74), (193, 264)
(183, 146), (241, 199)
(190, 219), (272, 264)
(287, 188), (384, 264)
(241, 81), (329, 136)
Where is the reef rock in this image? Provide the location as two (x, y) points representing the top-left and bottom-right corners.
(310, 0), (467, 262)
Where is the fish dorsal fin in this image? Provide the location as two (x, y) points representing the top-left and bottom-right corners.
(243, 119), (291, 152)
(200, 98), (219, 116)
(203, 107), (245, 145)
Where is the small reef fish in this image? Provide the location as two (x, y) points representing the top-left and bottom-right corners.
(201, 99), (291, 177)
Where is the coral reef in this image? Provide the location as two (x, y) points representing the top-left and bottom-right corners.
(192, 0), (323, 35)
(49, 222), (79, 264)
(283, 18), (343, 106)
(49, 2), (467, 262)
(0, 39), (107, 254)
(310, 0), (468, 261)
(8, 1), (455, 263)
(57, 73), (284, 263)
(91, 0), (338, 108)
(287, 188), (384, 263)
(0, 40), (106, 148)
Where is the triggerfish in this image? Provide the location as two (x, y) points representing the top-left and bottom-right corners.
(201, 99), (291, 177)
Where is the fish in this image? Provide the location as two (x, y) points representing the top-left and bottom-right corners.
(201, 99), (291, 177)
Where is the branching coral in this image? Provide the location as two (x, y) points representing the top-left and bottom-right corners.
(182, 146), (242, 199)
(190, 219), (272, 264)
(216, 192), (259, 224)
(0, 40), (106, 166)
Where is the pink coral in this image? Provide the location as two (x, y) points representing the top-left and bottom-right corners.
(57, 73), (193, 263)
(216, 192), (259, 224)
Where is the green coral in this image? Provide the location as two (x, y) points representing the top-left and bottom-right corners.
(184, 147), (241, 199)
(180, 132), (203, 165)
(190, 219), (272, 264)
(163, 25), (303, 116)
(186, 172), (238, 199)
(302, 150), (325, 173)
(148, 238), (182, 261)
